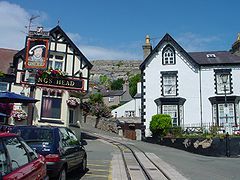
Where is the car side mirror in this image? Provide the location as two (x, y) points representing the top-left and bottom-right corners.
(81, 140), (87, 146)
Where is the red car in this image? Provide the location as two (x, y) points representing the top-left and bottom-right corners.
(0, 132), (48, 180)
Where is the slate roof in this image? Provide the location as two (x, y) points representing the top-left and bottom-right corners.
(0, 48), (18, 74)
(140, 33), (240, 70)
(101, 90), (125, 97)
(189, 51), (240, 65)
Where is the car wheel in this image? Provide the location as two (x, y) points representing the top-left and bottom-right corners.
(81, 156), (87, 172)
(58, 167), (67, 180)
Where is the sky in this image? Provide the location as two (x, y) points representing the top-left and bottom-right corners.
(0, 0), (240, 60)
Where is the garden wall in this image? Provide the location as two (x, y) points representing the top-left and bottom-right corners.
(145, 137), (240, 157)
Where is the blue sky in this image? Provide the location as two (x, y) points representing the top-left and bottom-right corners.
(0, 0), (240, 60)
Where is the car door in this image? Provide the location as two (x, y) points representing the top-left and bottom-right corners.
(3, 136), (45, 180)
(59, 128), (79, 170)
(66, 129), (84, 166)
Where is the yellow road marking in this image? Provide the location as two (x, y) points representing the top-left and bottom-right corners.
(84, 174), (108, 178)
(108, 162), (112, 180)
(88, 163), (109, 167)
(88, 168), (109, 172)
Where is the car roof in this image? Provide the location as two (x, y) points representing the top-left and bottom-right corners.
(0, 132), (18, 138)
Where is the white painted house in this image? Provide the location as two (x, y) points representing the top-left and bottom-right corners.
(111, 82), (141, 118)
(140, 34), (240, 137)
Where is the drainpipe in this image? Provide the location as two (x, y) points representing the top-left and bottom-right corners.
(199, 66), (203, 127)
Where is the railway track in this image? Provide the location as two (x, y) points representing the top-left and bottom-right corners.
(82, 130), (187, 180)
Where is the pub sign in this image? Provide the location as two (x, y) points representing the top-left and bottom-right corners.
(25, 37), (49, 70)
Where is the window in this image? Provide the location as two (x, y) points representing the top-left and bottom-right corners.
(109, 97), (114, 102)
(218, 104), (234, 126)
(48, 54), (64, 70)
(41, 90), (62, 120)
(161, 71), (178, 96)
(163, 105), (178, 126)
(59, 128), (79, 147)
(162, 45), (175, 65)
(69, 109), (75, 124)
(0, 82), (8, 92)
(4, 137), (29, 170)
(214, 69), (232, 94)
(155, 97), (186, 127)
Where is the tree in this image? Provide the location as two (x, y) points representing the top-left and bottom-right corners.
(129, 74), (141, 97)
(91, 103), (112, 128)
(111, 78), (124, 90)
(150, 114), (172, 137)
(80, 102), (91, 123)
(89, 93), (103, 104)
(88, 93), (111, 127)
(99, 75), (111, 89)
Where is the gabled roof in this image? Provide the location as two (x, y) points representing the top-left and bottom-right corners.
(140, 33), (240, 70)
(189, 51), (240, 65)
(140, 33), (198, 70)
(50, 25), (93, 69)
(0, 48), (18, 74)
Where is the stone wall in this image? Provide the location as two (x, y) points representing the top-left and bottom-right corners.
(85, 116), (118, 133)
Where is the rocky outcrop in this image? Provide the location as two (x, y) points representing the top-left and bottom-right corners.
(90, 60), (141, 81)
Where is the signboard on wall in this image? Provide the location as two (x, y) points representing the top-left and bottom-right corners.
(35, 76), (84, 91)
(25, 37), (50, 70)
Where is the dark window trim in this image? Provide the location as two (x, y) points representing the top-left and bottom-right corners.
(162, 44), (176, 65)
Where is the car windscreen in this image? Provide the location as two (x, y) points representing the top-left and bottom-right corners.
(13, 128), (53, 144)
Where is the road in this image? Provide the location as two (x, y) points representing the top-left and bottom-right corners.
(68, 124), (240, 180)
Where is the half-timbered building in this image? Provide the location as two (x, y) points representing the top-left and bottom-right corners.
(12, 25), (92, 130)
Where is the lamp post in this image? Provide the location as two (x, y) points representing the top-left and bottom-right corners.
(220, 74), (231, 134)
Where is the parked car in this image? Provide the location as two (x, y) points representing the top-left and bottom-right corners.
(10, 125), (87, 179)
(0, 132), (48, 179)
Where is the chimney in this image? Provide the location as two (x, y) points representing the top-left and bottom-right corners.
(231, 33), (240, 56)
(142, 35), (152, 59)
(123, 79), (129, 93)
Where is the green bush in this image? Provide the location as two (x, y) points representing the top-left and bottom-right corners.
(150, 114), (172, 137)
(170, 126), (183, 137)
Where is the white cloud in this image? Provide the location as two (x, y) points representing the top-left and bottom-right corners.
(0, 1), (30, 49)
(0, 1), (48, 50)
(78, 45), (140, 60)
(176, 32), (220, 52)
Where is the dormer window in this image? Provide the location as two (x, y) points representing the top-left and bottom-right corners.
(162, 45), (175, 65)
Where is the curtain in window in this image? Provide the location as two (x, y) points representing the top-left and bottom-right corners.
(42, 97), (52, 118)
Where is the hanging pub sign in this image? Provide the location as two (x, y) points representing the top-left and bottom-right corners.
(25, 37), (49, 70)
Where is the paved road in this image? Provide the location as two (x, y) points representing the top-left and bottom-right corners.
(67, 132), (117, 180)
(80, 123), (240, 180)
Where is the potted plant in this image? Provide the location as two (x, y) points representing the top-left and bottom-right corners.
(11, 109), (27, 121)
(66, 97), (80, 108)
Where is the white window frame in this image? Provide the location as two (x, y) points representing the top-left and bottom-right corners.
(48, 53), (65, 70)
(163, 47), (175, 65)
(162, 105), (178, 126)
(163, 75), (177, 96)
(216, 74), (231, 94)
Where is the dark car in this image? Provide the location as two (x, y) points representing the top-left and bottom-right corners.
(10, 126), (87, 179)
(0, 132), (48, 180)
